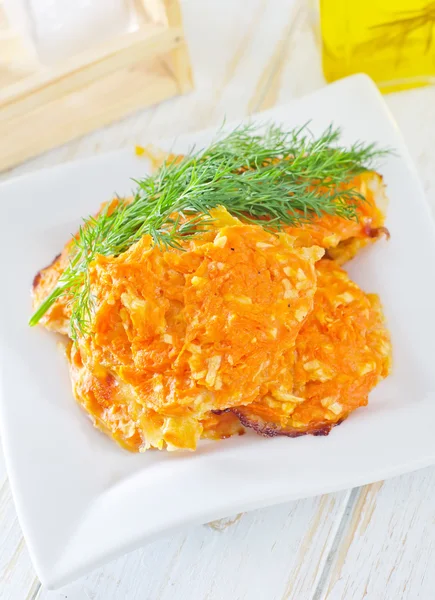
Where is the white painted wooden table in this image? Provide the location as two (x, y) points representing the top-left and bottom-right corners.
(1, 1), (435, 598)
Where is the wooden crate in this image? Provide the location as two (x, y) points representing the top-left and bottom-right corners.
(0, 0), (193, 172)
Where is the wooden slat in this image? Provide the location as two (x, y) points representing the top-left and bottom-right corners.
(318, 469), (435, 600)
(140, 0), (168, 26)
(0, 10), (193, 172)
(0, 445), (40, 600)
(0, 55), (181, 171)
(162, 0), (193, 93)
(0, 25), (184, 116)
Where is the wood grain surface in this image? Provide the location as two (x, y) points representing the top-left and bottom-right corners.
(1, 0), (435, 598)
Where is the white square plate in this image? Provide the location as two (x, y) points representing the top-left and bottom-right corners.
(1, 74), (435, 589)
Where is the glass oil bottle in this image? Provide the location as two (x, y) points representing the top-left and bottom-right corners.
(318, 0), (435, 92)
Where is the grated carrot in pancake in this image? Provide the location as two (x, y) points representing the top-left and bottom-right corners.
(67, 207), (323, 450)
(284, 172), (389, 264)
(233, 259), (392, 437)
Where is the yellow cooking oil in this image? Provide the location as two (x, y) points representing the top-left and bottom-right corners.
(319, 0), (435, 92)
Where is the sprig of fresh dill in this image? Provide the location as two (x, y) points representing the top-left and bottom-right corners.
(29, 122), (389, 336)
